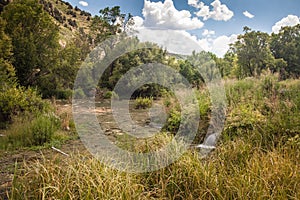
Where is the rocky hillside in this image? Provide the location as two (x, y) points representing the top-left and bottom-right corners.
(1, 0), (93, 41)
(39, 0), (92, 33)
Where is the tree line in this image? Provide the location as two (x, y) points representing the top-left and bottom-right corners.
(1, 0), (299, 101)
(217, 26), (300, 79)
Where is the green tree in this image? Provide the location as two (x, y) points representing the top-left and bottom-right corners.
(214, 52), (238, 78)
(231, 27), (276, 78)
(0, 17), (47, 125)
(270, 24), (300, 78)
(39, 43), (81, 98)
(91, 6), (134, 44)
(179, 59), (202, 87)
(187, 51), (219, 82)
(99, 41), (167, 92)
(0, 16), (16, 86)
(1, 0), (60, 87)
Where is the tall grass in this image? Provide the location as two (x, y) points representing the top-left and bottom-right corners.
(10, 137), (299, 199)
(11, 154), (145, 200)
(7, 76), (300, 199)
(0, 113), (61, 149)
(223, 75), (300, 149)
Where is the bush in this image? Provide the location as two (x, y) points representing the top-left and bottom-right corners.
(223, 78), (300, 149)
(103, 91), (119, 100)
(261, 74), (280, 97)
(165, 108), (181, 132)
(73, 88), (85, 99)
(0, 86), (49, 127)
(134, 97), (153, 109)
(41, 89), (73, 99)
(31, 113), (61, 145)
(225, 78), (257, 107)
(196, 89), (211, 117)
(224, 104), (266, 136)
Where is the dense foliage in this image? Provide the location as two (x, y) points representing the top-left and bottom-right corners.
(271, 24), (300, 78)
(228, 26), (300, 79)
(2, 0), (60, 87)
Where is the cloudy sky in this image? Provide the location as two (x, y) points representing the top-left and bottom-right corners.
(68, 0), (300, 57)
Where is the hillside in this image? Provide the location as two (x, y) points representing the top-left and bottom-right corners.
(1, 0), (93, 42)
(40, 0), (94, 46)
(40, 0), (92, 32)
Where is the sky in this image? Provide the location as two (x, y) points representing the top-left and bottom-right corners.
(68, 0), (300, 57)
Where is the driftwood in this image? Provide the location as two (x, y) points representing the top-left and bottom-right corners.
(51, 146), (69, 156)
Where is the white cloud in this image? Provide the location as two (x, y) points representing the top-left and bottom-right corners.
(132, 16), (144, 29)
(210, 34), (237, 57)
(132, 20), (236, 57)
(202, 29), (215, 37)
(130, 0), (236, 57)
(79, 1), (88, 7)
(189, 0), (234, 21)
(243, 11), (254, 19)
(132, 15), (203, 55)
(272, 15), (300, 33)
(142, 0), (204, 30)
(135, 29), (204, 55)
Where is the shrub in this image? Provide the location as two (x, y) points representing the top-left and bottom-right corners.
(73, 88), (85, 99)
(223, 78), (300, 149)
(225, 78), (258, 107)
(165, 108), (181, 132)
(261, 73), (280, 97)
(196, 89), (211, 117)
(224, 104), (266, 134)
(0, 86), (49, 127)
(103, 91), (119, 100)
(30, 113), (61, 145)
(163, 98), (171, 107)
(41, 89), (73, 99)
(134, 97), (153, 109)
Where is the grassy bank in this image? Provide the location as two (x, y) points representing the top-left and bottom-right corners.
(7, 76), (300, 199)
(10, 138), (299, 199)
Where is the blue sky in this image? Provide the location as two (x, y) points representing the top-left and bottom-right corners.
(67, 0), (300, 57)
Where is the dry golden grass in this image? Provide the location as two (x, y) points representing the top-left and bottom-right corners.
(6, 76), (300, 199)
(9, 136), (300, 200)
